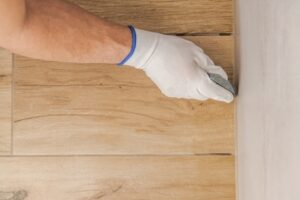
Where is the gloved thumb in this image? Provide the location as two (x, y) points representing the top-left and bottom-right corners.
(199, 77), (234, 103)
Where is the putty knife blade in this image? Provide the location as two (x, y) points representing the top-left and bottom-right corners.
(207, 72), (237, 96)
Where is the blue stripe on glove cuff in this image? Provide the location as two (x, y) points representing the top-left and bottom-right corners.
(117, 25), (137, 66)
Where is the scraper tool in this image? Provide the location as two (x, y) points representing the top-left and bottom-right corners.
(207, 72), (237, 96)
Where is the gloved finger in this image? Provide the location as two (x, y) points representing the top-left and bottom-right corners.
(188, 88), (208, 101)
(204, 65), (228, 80)
(194, 52), (214, 67)
(194, 52), (228, 80)
(198, 77), (234, 103)
(160, 85), (208, 101)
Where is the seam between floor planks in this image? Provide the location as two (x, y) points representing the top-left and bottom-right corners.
(0, 153), (233, 158)
(11, 55), (15, 155)
(0, 49), (12, 155)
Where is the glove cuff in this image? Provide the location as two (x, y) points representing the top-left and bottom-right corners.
(118, 26), (160, 69)
(117, 25), (137, 66)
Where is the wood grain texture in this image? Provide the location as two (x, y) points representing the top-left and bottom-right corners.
(14, 85), (234, 155)
(1, 0), (235, 198)
(0, 49), (12, 155)
(68, 0), (233, 34)
(15, 36), (234, 86)
(13, 36), (234, 155)
(0, 156), (235, 200)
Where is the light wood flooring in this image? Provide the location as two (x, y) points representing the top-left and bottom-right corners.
(0, 0), (235, 199)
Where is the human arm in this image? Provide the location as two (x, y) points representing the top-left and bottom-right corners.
(0, 0), (233, 102)
(0, 0), (131, 63)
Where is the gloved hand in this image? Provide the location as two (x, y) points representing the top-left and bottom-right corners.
(119, 26), (234, 103)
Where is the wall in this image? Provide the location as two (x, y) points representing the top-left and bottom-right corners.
(236, 0), (300, 200)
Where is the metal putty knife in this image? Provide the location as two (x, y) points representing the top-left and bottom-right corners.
(207, 72), (237, 96)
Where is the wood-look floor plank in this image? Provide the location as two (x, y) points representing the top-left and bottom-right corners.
(14, 85), (234, 155)
(0, 49), (12, 155)
(0, 156), (235, 200)
(68, 0), (233, 34)
(15, 36), (234, 86)
(13, 36), (234, 155)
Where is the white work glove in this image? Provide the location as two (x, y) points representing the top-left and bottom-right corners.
(119, 26), (234, 103)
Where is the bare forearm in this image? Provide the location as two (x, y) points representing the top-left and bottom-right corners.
(0, 0), (26, 38)
(0, 0), (131, 64)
